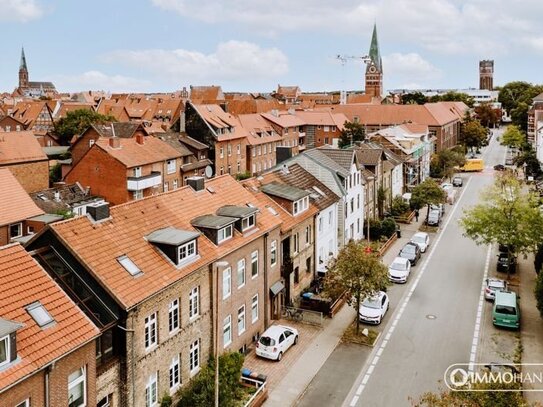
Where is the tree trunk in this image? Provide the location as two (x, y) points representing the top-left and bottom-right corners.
(355, 292), (361, 334)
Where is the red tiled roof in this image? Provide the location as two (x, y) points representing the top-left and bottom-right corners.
(94, 136), (181, 168)
(192, 104), (248, 141)
(261, 112), (305, 128)
(0, 131), (48, 165)
(0, 169), (43, 226)
(0, 244), (99, 391)
(49, 175), (282, 309)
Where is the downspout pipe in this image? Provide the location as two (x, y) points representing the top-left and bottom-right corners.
(118, 324), (135, 407)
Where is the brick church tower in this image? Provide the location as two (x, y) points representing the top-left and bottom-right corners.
(19, 47), (29, 89)
(365, 24), (383, 98)
(479, 60), (494, 90)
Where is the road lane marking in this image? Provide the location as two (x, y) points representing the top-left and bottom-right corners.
(468, 245), (491, 372)
(345, 175), (474, 406)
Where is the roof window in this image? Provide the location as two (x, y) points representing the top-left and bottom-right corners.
(26, 302), (55, 328)
(117, 255), (142, 277)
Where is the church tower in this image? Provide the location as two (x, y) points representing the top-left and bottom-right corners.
(365, 24), (383, 98)
(479, 60), (494, 90)
(19, 47), (29, 89)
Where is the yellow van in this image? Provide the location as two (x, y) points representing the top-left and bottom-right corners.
(459, 158), (484, 172)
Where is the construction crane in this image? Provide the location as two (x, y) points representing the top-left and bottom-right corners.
(336, 54), (371, 104)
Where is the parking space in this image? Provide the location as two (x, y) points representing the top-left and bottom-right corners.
(243, 319), (321, 391)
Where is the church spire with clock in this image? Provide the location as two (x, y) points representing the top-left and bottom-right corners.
(365, 23), (383, 98)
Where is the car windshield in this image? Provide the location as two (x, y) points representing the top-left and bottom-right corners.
(412, 235), (425, 244)
(402, 245), (416, 253)
(391, 261), (407, 271)
(259, 336), (275, 347)
(362, 298), (381, 309)
(495, 305), (516, 315)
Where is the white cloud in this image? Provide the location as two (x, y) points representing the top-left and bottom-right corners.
(102, 41), (288, 82)
(53, 71), (152, 93)
(383, 53), (442, 88)
(0, 0), (43, 22)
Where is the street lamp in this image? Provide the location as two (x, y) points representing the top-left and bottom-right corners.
(214, 260), (229, 407)
(523, 162), (528, 181)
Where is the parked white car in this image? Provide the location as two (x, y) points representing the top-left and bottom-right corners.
(256, 325), (298, 361)
(410, 232), (430, 253)
(388, 257), (411, 283)
(359, 291), (389, 325)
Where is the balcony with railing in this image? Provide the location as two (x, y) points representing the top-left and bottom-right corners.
(127, 171), (162, 191)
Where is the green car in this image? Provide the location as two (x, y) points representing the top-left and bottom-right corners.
(493, 291), (520, 329)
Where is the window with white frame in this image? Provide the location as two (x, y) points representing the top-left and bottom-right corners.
(228, 144), (232, 156)
(168, 299), (179, 333)
(173, 179), (178, 190)
(145, 372), (158, 407)
(293, 196), (309, 215)
(167, 159), (176, 174)
(263, 144), (267, 154)
(133, 167), (142, 177)
(178, 240), (196, 263)
(223, 315), (232, 347)
(220, 147), (224, 158)
(68, 366), (86, 407)
(270, 240), (277, 266)
(237, 259), (245, 288)
(0, 335), (9, 367)
(9, 223), (22, 239)
(257, 146), (261, 156)
(189, 286), (199, 319)
(189, 339), (200, 374)
(238, 305), (246, 335)
(251, 251), (258, 278)
(133, 190), (143, 200)
(144, 312), (157, 349)
(222, 267), (231, 299)
(241, 214), (255, 231)
(318, 217), (323, 232)
(251, 295), (259, 323)
(305, 225), (311, 245)
(163, 182), (169, 192)
(15, 400), (30, 407)
(169, 354), (180, 391)
(218, 224), (233, 243)
(324, 125), (330, 132)
(237, 144), (241, 155)
(293, 233), (299, 253)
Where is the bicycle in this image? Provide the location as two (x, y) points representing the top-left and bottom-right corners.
(282, 307), (303, 322)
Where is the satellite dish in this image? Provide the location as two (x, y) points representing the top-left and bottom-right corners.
(204, 166), (213, 178)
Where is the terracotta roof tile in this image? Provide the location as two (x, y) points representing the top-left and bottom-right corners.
(0, 169), (44, 226)
(49, 175), (282, 309)
(94, 136), (181, 168)
(0, 131), (47, 165)
(0, 244), (99, 391)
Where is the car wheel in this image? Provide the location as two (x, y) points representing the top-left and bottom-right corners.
(294, 335), (298, 345)
(277, 352), (283, 361)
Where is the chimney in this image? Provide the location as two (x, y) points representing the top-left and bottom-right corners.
(135, 133), (145, 145)
(87, 202), (110, 222)
(187, 176), (205, 192)
(54, 191), (61, 202)
(281, 164), (290, 175)
(109, 137), (121, 149)
(276, 146), (293, 165)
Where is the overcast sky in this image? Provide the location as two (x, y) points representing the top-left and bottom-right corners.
(2, 0), (542, 94)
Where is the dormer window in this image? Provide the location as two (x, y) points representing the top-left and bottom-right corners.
(179, 240), (196, 262)
(0, 335), (9, 367)
(218, 224), (233, 243)
(241, 214), (255, 231)
(293, 196), (309, 215)
(216, 205), (258, 234)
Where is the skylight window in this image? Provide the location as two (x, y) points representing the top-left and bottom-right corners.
(117, 255), (142, 276)
(312, 186), (326, 197)
(266, 206), (278, 216)
(26, 302), (54, 328)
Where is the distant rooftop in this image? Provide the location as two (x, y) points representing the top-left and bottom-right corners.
(262, 182), (310, 201)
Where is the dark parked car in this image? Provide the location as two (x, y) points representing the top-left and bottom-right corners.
(399, 242), (422, 266)
(494, 164), (506, 171)
(497, 252), (517, 273)
(452, 177), (463, 187)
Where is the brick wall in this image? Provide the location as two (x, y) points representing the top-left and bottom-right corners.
(288, 217), (316, 301)
(71, 128), (101, 166)
(4, 161), (49, 193)
(65, 146), (129, 205)
(0, 341), (96, 407)
(0, 225), (8, 246)
(96, 360), (122, 407)
(214, 139), (248, 176)
(125, 265), (212, 407)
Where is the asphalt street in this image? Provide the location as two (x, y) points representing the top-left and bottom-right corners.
(297, 129), (507, 407)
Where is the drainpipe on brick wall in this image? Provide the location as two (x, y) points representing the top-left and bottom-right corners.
(44, 364), (51, 407)
(118, 323), (135, 407)
(263, 232), (269, 328)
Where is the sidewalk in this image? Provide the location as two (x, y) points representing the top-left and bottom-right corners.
(519, 254), (543, 403)
(264, 213), (429, 406)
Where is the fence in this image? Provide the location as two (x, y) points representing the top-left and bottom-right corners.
(281, 305), (323, 326)
(393, 210), (415, 224)
(378, 232), (398, 257)
(242, 376), (267, 407)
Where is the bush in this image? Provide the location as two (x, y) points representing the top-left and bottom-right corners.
(368, 219), (382, 240)
(535, 272), (543, 319)
(380, 218), (397, 238)
(235, 171), (252, 181)
(390, 196), (409, 216)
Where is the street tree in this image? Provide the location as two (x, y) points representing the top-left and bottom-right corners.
(55, 109), (116, 145)
(474, 103), (500, 128)
(339, 121), (365, 148)
(535, 273), (543, 319)
(460, 173), (543, 278)
(500, 125), (525, 149)
(323, 240), (389, 334)
(401, 92), (427, 105)
(429, 91), (474, 107)
(430, 147), (466, 179)
(409, 179), (446, 220)
(498, 81), (543, 131)
(511, 101), (530, 132)
(514, 148), (542, 178)
(462, 120), (487, 152)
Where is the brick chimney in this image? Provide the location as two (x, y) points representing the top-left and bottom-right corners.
(135, 134), (145, 145)
(109, 137), (121, 149)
